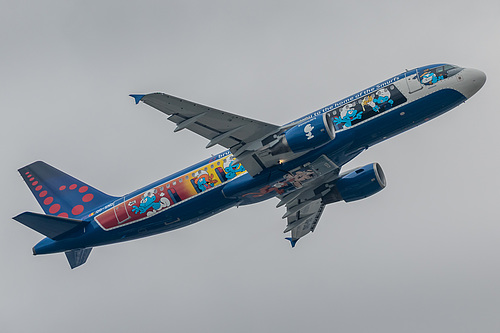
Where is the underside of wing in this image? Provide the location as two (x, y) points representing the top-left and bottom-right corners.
(285, 199), (325, 247)
(277, 155), (341, 246)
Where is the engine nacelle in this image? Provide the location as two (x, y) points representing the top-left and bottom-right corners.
(271, 113), (335, 155)
(328, 163), (386, 203)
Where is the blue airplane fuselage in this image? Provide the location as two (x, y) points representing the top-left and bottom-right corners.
(28, 64), (485, 256)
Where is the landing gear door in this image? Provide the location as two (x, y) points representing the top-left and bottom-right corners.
(405, 69), (423, 94)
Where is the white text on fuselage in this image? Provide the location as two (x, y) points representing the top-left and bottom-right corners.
(319, 75), (402, 113)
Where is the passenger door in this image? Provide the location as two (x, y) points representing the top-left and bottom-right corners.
(405, 69), (423, 94)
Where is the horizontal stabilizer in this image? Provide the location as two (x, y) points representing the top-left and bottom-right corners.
(13, 212), (88, 240)
(65, 248), (92, 269)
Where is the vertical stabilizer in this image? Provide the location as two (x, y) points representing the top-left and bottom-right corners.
(19, 161), (118, 218)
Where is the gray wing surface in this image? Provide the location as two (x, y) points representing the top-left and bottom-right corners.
(131, 93), (282, 176)
(284, 199), (325, 247)
(133, 93), (280, 150)
(277, 155), (341, 246)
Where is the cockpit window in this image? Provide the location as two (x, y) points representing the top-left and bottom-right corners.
(419, 64), (462, 85)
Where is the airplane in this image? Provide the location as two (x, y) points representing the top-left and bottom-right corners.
(13, 64), (486, 268)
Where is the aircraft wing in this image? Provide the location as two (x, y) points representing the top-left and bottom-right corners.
(276, 154), (341, 246)
(284, 198), (325, 247)
(131, 93), (281, 176)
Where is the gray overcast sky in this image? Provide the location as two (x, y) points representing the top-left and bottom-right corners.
(1, 1), (499, 332)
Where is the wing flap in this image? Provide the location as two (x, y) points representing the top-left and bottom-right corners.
(285, 199), (325, 244)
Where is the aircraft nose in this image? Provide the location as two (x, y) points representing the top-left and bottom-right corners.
(457, 68), (486, 99)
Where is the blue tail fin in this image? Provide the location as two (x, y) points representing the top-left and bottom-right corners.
(19, 161), (117, 218)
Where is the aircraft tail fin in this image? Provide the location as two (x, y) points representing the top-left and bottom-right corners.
(13, 212), (88, 240)
(18, 161), (118, 218)
(65, 248), (92, 269)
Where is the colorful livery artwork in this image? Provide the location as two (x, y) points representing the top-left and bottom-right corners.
(94, 156), (246, 230)
(331, 85), (407, 130)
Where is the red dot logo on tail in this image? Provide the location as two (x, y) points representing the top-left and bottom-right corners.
(82, 194), (94, 202)
(49, 204), (60, 214)
(72, 205), (84, 216)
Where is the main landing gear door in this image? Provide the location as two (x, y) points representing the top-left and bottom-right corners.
(113, 198), (131, 224)
(405, 69), (423, 94)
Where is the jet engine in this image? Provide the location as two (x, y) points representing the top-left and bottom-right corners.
(270, 113), (335, 155)
(323, 163), (386, 203)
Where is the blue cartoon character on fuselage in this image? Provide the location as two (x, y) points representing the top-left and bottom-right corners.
(334, 103), (363, 128)
(224, 159), (245, 179)
(132, 191), (161, 214)
(194, 171), (217, 192)
(372, 88), (394, 112)
(420, 70), (444, 85)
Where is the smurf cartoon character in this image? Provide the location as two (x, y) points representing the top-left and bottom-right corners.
(223, 158), (245, 179)
(304, 123), (314, 140)
(361, 95), (375, 111)
(333, 103), (363, 128)
(420, 70), (443, 85)
(132, 189), (161, 214)
(195, 170), (217, 192)
(372, 88), (394, 112)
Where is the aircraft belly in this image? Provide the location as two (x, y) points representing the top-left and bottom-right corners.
(39, 88), (467, 253)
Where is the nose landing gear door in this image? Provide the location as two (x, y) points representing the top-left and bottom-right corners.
(405, 69), (423, 94)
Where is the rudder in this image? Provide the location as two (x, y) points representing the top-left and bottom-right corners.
(19, 161), (118, 218)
